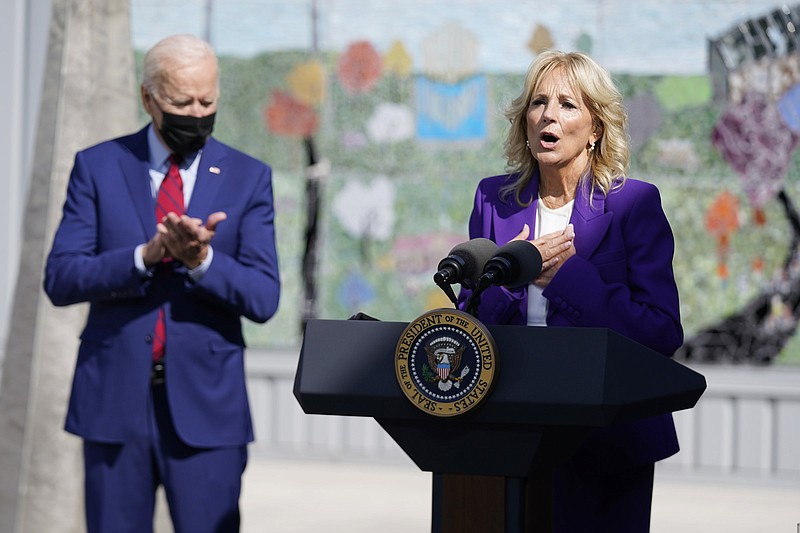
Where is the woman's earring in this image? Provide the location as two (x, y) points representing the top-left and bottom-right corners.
(526, 140), (530, 149)
(589, 140), (596, 152)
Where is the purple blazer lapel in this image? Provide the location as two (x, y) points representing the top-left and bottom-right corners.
(494, 174), (538, 245)
(571, 180), (612, 260)
(491, 172), (613, 261)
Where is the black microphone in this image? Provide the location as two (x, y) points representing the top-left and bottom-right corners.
(433, 238), (499, 287)
(479, 240), (543, 289)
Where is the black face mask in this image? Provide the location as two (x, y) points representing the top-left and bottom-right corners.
(158, 110), (216, 156)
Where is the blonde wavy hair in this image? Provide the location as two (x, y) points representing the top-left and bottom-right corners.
(500, 50), (630, 206)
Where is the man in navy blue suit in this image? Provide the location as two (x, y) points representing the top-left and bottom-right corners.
(45, 34), (280, 533)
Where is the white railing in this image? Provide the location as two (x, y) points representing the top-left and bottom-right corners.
(659, 364), (800, 486)
(246, 349), (800, 485)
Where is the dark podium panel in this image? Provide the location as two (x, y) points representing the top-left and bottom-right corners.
(294, 319), (706, 532)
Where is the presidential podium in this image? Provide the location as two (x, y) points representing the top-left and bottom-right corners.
(293, 318), (706, 533)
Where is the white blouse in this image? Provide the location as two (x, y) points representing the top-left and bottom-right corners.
(526, 196), (574, 326)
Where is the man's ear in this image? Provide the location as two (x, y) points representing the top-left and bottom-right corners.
(141, 85), (154, 117)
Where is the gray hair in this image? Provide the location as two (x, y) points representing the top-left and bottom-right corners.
(141, 34), (219, 98)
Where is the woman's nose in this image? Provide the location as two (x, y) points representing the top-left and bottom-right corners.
(541, 102), (557, 121)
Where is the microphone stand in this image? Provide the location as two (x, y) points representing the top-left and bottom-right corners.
(464, 274), (494, 318)
(435, 278), (459, 307)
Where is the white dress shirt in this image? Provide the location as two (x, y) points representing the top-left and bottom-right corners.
(134, 125), (213, 280)
(526, 196), (574, 326)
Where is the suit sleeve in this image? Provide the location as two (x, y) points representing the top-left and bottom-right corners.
(44, 151), (149, 306)
(182, 164), (280, 324)
(543, 184), (683, 355)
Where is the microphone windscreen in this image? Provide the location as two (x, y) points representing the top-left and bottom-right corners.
(449, 238), (499, 282)
(496, 240), (543, 288)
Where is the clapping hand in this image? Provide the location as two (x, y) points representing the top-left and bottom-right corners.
(158, 211), (227, 269)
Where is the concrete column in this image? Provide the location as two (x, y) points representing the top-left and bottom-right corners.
(0, 0), (138, 531)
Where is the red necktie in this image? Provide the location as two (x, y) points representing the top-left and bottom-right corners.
(152, 154), (185, 362)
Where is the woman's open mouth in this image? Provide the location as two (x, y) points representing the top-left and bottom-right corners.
(539, 131), (560, 148)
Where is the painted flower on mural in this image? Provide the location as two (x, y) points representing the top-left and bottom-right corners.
(332, 176), (396, 241)
(528, 24), (555, 54)
(778, 83), (800, 133)
(626, 93), (663, 153)
(337, 271), (376, 311)
(656, 139), (700, 172)
(575, 32), (593, 55)
(340, 130), (368, 150)
(366, 102), (415, 144)
(286, 59), (326, 107)
(711, 92), (800, 210)
(421, 21), (478, 83)
(705, 190), (740, 279)
(337, 40), (382, 95)
(389, 233), (465, 276)
(383, 40), (413, 78)
(263, 90), (318, 138)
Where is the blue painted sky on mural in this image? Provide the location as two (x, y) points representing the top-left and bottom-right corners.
(130, 0), (794, 75)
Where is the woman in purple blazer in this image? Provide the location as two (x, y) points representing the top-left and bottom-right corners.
(459, 51), (683, 531)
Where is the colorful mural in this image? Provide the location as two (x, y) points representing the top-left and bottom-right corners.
(131, 1), (800, 365)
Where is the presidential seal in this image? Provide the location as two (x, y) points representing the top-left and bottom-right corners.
(394, 309), (498, 417)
